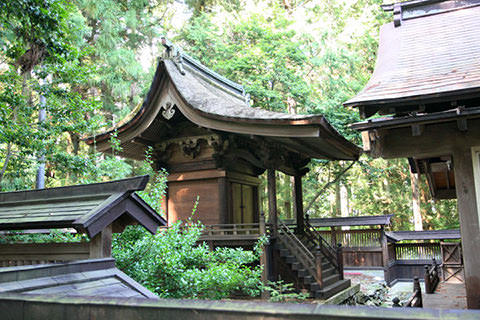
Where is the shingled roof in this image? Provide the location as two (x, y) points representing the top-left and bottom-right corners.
(85, 44), (360, 162)
(0, 258), (158, 299)
(345, 0), (480, 116)
(0, 176), (166, 237)
(386, 229), (461, 242)
(285, 214), (393, 227)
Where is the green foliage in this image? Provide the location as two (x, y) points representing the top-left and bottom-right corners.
(263, 280), (309, 302)
(112, 220), (264, 299)
(0, 229), (87, 244)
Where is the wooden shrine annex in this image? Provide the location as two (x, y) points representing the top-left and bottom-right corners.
(0, 176), (166, 299)
(347, 0), (480, 309)
(86, 39), (361, 298)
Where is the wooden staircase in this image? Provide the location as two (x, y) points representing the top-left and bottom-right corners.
(276, 221), (351, 299)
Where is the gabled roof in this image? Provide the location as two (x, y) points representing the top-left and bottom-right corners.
(0, 258), (158, 299)
(285, 214), (393, 227)
(345, 1), (480, 113)
(0, 176), (166, 237)
(386, 229), (461, 242)
(85, 45), (360, 162)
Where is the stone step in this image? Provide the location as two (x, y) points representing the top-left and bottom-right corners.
(303, 273), (340, 288)
(314, 279), (352, 299)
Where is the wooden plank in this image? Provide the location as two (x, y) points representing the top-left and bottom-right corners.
(168, 169), (226, 182)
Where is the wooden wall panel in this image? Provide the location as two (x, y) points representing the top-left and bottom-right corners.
(167, 178), (220, 225)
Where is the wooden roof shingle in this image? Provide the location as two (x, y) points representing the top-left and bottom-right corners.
(0, 258), (158, 299)
(0, 176), (166, 237)
(345, 1), (480, 112)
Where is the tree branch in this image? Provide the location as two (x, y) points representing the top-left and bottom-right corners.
(304, 161), (357, 214)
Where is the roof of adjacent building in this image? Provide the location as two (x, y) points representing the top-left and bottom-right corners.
(0, 176), (166, 237)
(386, 229), (461, 241)
(85, 45), (360, 161)
(345, 0), (480, 111)
(0, 258), (158, 299)
(286, 214), (393, 227)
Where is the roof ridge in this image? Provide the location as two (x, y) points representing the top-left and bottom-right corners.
(160, 37), (249, 104)
(0, 175), (149, 203)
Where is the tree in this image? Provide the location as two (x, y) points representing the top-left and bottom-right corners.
(0, 0), (101, 190)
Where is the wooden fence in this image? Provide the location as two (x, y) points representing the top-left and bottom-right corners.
(316, 229), (383, 268)
(394, 243), (442, 261)
(0, 242), (90, 267)
(317, 229), (381, 248)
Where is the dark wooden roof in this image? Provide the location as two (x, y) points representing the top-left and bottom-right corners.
(85, 46), (360, 162)
(386, 229), (461, 242)
(285, 214), (393, 227)
(345, 1), (480, 116)
(0, 176), (166, 237)
(0, 258), (158, 299)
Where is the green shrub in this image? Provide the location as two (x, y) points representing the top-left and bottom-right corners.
(113, 219), (265, 299)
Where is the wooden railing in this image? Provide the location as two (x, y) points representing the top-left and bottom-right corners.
(405, 277), (423, 307)
(394, 277), (423, 307)
(303, 218), (344, 280)
(199, 223), (261, 240)
(424, 259), (440, 294)
(277, 222), (321, 284)
(395, 243), (441, 260)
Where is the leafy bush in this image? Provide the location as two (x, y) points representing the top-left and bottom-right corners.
(113, 220), (266, 299)
(263, 280), (309, 302)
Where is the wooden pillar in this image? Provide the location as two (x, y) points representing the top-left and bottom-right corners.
(267, 169), (278, 236)
(89, 224), (112, 258)
(331, 226), (337, 247)
(293, 175), (304, 232)
(453, 147), (480, 309)
(380, 225), (390, 281)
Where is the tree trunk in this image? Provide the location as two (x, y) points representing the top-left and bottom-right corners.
(334, 180), (341, 217)
(410, 172), (423, 231)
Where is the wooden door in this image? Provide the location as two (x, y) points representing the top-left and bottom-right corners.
(441, 242), (464, 283)
(231, 183), (254, 224)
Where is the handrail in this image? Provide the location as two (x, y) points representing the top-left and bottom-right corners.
(277, 221), (320, 283)
(304, 218), (338, 268)
(424, 259), (440, 294)
(404, 277), (423, 307)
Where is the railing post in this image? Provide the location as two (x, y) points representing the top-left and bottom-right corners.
(424, 265), (431, 294)
(305, 213), (310, 233)
(315, 245), (323, 287)
(413, 277), (423, 307)
(337, 243), (344, 280)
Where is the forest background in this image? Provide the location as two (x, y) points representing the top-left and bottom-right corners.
(0, 0), (459, 231)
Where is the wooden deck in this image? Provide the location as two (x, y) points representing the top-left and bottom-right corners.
(423, 282), (467, 310)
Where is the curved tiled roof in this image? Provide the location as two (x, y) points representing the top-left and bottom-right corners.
(86, 46), (360, 162)
(345, 3), (480, 108)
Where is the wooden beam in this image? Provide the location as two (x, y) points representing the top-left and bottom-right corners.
(89, 224), (112, 258)
(453, 147), (480, 309)
(267, 169), (278, 237)
(293, 175), (304, 232)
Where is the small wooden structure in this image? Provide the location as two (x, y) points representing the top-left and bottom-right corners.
(347, 0), (480, 308)
(0, 176), (166, 266)
(85, 41), (361, 298)
(85, 41), (360, 228)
